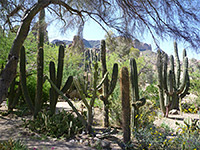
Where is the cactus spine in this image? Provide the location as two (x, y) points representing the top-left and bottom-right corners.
(157, 41), (190, 117)
(100, 40), (118, 127)
(130, 58), (146, 128)
(120, 67), (130, 144)
(49, 45), (73, 114)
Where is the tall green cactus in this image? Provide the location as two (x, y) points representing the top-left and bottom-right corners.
(49, 45), (73, 114)
(20, 46), (35, 114)
(130, 58), (146, 128)
(120, 67), (130, 144)
(34, 9), (45, 117)
(100, 40), (118, 127)
(157, 41), (190, 117)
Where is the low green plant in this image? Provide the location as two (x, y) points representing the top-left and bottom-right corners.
(0, 139), (28, 150)
(23, 110), (84, 139)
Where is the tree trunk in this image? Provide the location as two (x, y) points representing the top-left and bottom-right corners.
(0, 0), (64, 103)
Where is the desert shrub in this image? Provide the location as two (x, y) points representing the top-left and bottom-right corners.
(181, 103), (199, 114)
(132, 124), (169, 149)
(0, 139), (28, 150)
(170, 118), (200, 149)
(137, 105), (156, 128)
(23, 110), (84, 139)
(140, 84), (160, 108)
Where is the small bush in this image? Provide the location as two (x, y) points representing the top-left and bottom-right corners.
(23, 110), (84, 139)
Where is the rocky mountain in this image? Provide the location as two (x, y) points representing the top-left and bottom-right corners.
(51, 39), (100, 48)
(51, 38), (151, 51)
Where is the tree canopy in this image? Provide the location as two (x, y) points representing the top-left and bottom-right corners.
(0, 0), (200, 102)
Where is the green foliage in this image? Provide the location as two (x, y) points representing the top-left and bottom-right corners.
(0, 29), (15, 68)
(137, 105), (156, 128)
(23, 110), (84, 139)
(140, 84), (160, 108)
(0, 139), (28, 150)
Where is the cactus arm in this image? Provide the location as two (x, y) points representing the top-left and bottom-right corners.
(163, 53), (168, 93)
(177, 57), (188, 94)
(156, 50), (166, 115)
(45, 76), (87, 128)
(108, 63), (118, 95)
(174, 41), (180, 88)
(73, 77), (90, 109)
(101, 40), (109, 96)
(61, 76), (73, 93)
(56, 45), (65, 89)
(130, 58), (139, 101)
(90, 62), (98, 107)
(169, 55), (176, 90)
(183, 49), (187, 59)
(96, 72), (109, 90)
(180, 71), (190, 99)
(20, 46), (34, 113)
(49, 61), (56, 113)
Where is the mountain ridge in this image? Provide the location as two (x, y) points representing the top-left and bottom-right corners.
(51, 39), (151, 51)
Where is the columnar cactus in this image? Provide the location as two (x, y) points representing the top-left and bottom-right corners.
(100, 40), (118, 127)
(34, 9), (45, 116)
(130, 58), (146, 128)
(120, 67), (130, 144)
(34, 47), (44, 116)
(20, 46), (35, 114)
(49, 45), (73, 114)
(157, 41), (190, 117)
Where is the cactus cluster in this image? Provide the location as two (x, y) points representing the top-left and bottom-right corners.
(84, 48), (100, 72)
(73, 57), (108, 133)
(100, 40), (118, 127)
(157, 41), (190, 117)
(120, 58), (146, 144)
(49, 45), (73, 114)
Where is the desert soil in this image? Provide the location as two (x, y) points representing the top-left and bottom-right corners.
(0, 101), (199, 150)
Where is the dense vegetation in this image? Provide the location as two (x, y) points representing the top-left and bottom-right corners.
(0, 26), (200, 149)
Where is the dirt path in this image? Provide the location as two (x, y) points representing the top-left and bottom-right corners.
(1, 101), (199, 150)
(154, 112), (200, 132)
(0, 114), (96, 150)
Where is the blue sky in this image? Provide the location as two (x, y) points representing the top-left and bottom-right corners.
(47, 19), (200, 60)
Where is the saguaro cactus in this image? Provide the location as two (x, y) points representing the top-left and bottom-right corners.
(130, 58), (146, 128)
(100, 40), (118, 127)
(157, 41), (190, 117)
(49, 45), (73, 114)
(120, 67), (130, 144)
